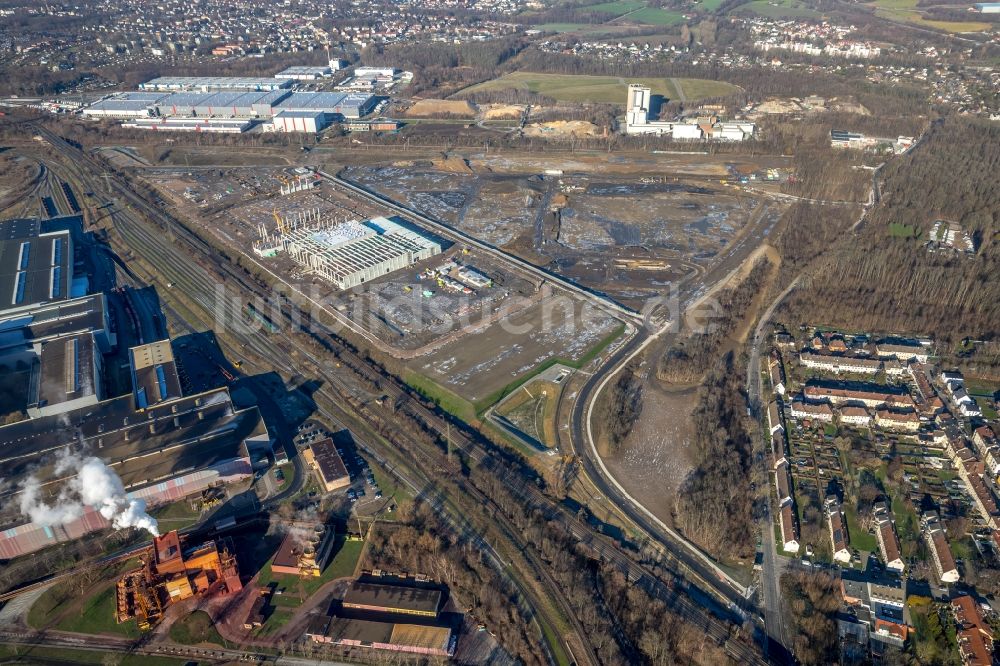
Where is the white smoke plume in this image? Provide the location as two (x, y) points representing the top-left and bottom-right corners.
(19, 449), (159, 537)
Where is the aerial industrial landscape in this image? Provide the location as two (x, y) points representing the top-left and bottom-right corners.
(0, 1), (998, 665)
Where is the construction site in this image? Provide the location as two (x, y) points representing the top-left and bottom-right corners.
(341, 153), (788, 310)
(115, 530), (242, 630)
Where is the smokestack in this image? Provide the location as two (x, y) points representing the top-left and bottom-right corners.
(18, 449), (159, 537)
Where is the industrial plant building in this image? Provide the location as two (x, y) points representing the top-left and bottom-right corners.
(268, 216), (442, 290)
(139, 76), (292, 92)
(623, 84), (755, 140)
(0, 337), (270, 559)
(116, 530), (242, 629)
(306, 576), (456, 657)
(270, 525), (336, 577)
(304, 438), (351, 492)
(275, 65), (334, 80)
(122, 118), (253, 133)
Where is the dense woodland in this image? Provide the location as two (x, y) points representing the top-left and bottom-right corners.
(600, 365), (644, 454)
(779, 570), (840, 666)
(780, 117), (1000, 344)
(674, 353), (755, 560)
(658, 258), (771, 384)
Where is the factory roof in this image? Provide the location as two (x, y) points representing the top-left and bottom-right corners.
(309, 438), (349, 486)
(0, 387), (266, 528)
(274, 92), (373, 112)
(140, 76), (291, 91)
(324, 616), (452, 652)
(129, 340), (182, 408)
(35, 332), (97, 409)
(0, 219), (72, 315)
(342, 581), (441, 616)
(0, 294), (107, 356)
(276, 66), (331, 75)
(272, 531), (304, 570)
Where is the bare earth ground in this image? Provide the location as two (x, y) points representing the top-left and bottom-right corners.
(603, 380), (699, 525)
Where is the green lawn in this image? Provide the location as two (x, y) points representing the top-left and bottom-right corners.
(404, 370), (477, 422)
(462, 72), (676, 105)
(584, 0), (646, 13)
(257, 537), (363, 601)
(889, 223), (919, 238)
(169, 610), (225, 646)
(534, 22), (605, 33)
(151, 499), (202, 531)
(257, 608), (295, 637)
(625, 7), (686, 24)
(844, 506), (877, 553)
(869, 0), (992, 32)
(734, 0), (821, 18)
(56, 586), (140, 638)
(697, 0), (727, 10)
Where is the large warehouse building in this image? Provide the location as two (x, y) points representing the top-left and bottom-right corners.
(84, 90), (377, 130)
(279, 216), (442, 289)
(139, 77), (291, 92)
(306, 577), (456, 657)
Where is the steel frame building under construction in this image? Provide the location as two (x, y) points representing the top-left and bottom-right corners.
(258, 215), (441, 289)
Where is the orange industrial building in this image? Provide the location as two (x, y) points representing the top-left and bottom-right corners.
(116, 530), (242, 629)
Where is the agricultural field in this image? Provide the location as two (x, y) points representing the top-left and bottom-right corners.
(460, 72), (738, 105)
(733, 0), (822, 19)
(461, 72), (677, 105)
(584, 0), (646, 14)
(868, 0), (992, 32)
(624, 7), (685, 24)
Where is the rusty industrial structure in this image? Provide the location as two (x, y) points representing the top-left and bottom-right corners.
(115, 530), (242, 630)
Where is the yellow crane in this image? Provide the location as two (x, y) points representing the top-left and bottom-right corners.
(272, 208), (287, 234)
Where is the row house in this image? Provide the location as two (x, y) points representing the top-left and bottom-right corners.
(826, 496), (852, 563)
(767, 400), (784, 435)
(956, 458), (1000, 530)
(780, 502), (800, 554)
(951, 595), (994, 666)
(790, 399), (835, 422)
(922, 514), (960, 583)
(875, 513), (905, 573)
(874, 408), (922, 433)
(799, 351), (882, 375)
(875, 342), (931, 363)
(803, 384), (915, 409)
(840, 405), (872, 427)
(774, 456), (792, 505)
(769, 350), (786, 395)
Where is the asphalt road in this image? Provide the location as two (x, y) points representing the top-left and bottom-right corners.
(746, 278), (800, 663)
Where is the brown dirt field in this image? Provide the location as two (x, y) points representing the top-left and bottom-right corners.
(482, 104), (524, 120)
(602, 381), (699, 525)
(405, 99), (477, 118)
(431, 154), (474, 174)
(523, 120), (600, 138)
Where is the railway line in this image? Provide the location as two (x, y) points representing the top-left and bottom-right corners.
(30, 124), (765, 664)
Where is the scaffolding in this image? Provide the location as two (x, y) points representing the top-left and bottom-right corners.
(254, 215), (442, 289)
